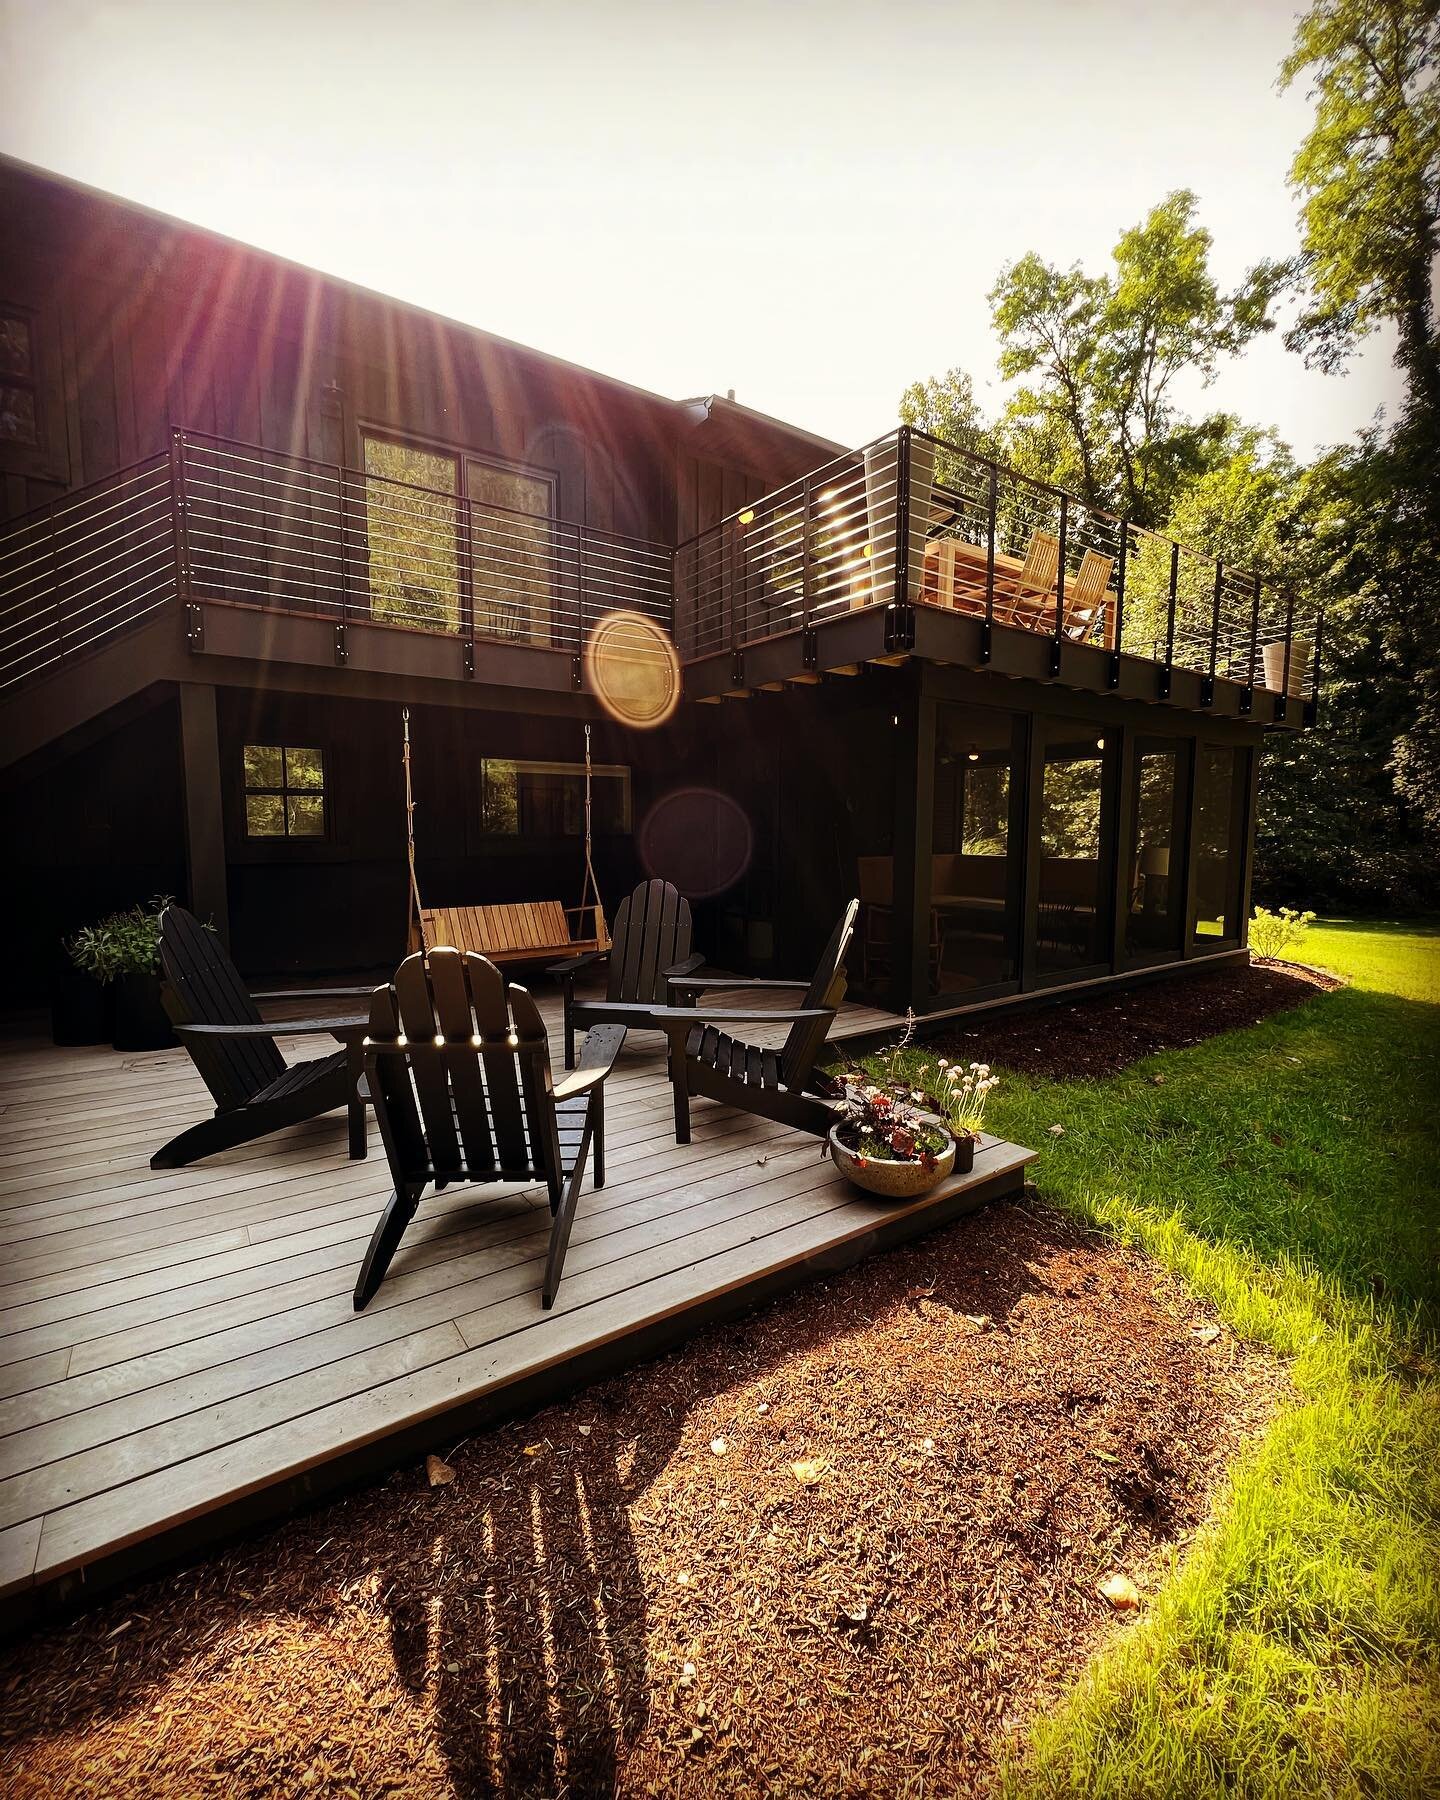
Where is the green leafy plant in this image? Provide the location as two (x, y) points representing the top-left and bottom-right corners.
(67, 896), (173, 984)
(1249, 903), (1317, 960)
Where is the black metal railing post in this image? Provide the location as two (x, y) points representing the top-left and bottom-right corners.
(47, 503), (64, 664)
(1241, 571), (1261, 715)
(1203, 558), (1222, 706)
(981, 464), (997, 663)
(1051, 493), (1067, 675)
(1277, 588), (1296, 720)
(894, 427), (911, 614)
(170, 428), (199, 648)
(1109, 520), (1127, 688)
(1306, 607), (1325, 726)
(1160, 540), (1178, 698)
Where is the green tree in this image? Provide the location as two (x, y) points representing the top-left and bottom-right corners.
(1281, 0), (1440, 411)
(988, 192), (1285, 525)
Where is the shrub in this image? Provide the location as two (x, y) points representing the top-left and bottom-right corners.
(67, 896), (172, 983)
(1249, 904), (1316, 961)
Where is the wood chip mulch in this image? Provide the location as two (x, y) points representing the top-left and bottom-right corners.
(2, 1202), (1288, 1799)
(928, 957), (1339, 1081)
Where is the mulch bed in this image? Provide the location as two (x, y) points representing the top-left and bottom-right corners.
(3, 1203), (1287, 1798)
(928, 957), (1339, 1081)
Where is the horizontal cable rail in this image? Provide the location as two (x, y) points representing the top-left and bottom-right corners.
(0, 454), (176, 691)
(178, 431), (673, 655)
(675, 426), (1322, 704)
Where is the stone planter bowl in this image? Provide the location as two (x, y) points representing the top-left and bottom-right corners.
(827, 1119), (966, 1198)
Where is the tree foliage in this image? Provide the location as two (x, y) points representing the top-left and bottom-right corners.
(1281, 0), (1440, 411)
(987, 192), (1285, 527)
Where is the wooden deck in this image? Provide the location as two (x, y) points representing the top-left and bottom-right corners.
(0, 985), (1034, 1626)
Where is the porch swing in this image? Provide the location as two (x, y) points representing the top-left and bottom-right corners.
(403, 708), (610, 965)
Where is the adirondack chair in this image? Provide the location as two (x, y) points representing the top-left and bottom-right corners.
(654, 900), (858, 1145)
(354, 947), (625, 1311)
(152, 905), (373, 1170)
(548, 877), (706, 1068)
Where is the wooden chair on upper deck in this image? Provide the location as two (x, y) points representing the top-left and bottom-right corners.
(656, 901), (858, 1145)
(999, 529), (1061, 629)
(548, 877), (705, 1069)
(1061, 550), (1115, 643)
(355, 947), (625, 1311)
(152, 904), (373, 1170)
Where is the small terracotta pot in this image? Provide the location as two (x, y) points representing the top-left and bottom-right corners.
(827, 1119), (961, 1198)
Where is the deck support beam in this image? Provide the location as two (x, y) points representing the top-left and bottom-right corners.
(178, 681), (230, 948)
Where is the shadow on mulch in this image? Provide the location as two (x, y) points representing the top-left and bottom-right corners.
(929, 957), (1339, 1081)
(4, 1203), (1287, 1799)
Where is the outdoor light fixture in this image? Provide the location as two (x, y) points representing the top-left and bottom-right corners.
(1096, 736), (1105, 750)
(738, 508), (755, 525)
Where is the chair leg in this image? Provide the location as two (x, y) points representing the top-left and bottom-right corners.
(347, 1044), (367, 1160)
(592, 1088), (605, 1188)
(563, 986), (576, 1071)
(542, 1129), (592, 1310)
(672, 1071), (691, 1145)
(353, 1183), (424, 1310)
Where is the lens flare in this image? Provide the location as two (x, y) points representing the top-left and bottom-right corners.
(584, 609), (681, 728)
(638, 787), (753, 898)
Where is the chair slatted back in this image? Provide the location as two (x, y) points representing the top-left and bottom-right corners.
(159, 905), (284, 1113)
(780, 900), (858, 1092)
(1019, 530), (1060, 593)
(365, 948), (561, 1187)
(605, 879), (693, 1003)
(1065, 550), (1114, 639)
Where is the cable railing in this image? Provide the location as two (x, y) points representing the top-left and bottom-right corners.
(0, 453), (177, 691)
(675, 426), (1322, 706)
(178, 431), (674, 654)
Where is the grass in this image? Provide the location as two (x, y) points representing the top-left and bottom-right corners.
(891, 919), (1440, 1798)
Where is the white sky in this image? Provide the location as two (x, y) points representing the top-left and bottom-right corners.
(0, 0), (1405, 459)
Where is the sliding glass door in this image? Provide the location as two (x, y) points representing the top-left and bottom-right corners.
(1034, 726), (1118, 979)
(1125, 738), (1190, 963)
(927, 704), (1025, 1000)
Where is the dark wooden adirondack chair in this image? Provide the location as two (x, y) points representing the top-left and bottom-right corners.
(656, 900), (858, 1144)
(548, 877), (705, 1068)
(152, 905), (373, 1170)
(355, 947), (625, 1311)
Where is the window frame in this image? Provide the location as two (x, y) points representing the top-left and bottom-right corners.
(241, 742), (329, 843)
(476, 757), (631, 840)
(356, 425), (560, 641)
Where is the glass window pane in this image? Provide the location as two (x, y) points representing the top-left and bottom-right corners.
(362, 435), (460, 633)
(468, 461), (554, 647)
(0, 314), (33, 377)
(1194, 747), (1241, 939)
(1127, 746), (1185, 960)
(243, 744), (283, 790)
(246, 794), (285, 837)
(480, 760), (519, 834)
(1037, 735), (1111, 973)
(0, 385), (39, 446)
(285, 747), (325, 790)
(928, 705), (1023, 997)
(287, 795), (325, 837)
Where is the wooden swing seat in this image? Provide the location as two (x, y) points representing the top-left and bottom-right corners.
(410, 901), (609, 965)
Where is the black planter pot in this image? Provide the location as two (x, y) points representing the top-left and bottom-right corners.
(49, 957), (112, 1046)
(111, 970), (177, 1052)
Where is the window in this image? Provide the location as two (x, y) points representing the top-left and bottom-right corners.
(467, 458), (556, 646)
(361, 435), (462, 633)
(1126, 742), (1188, 961)
(243, 744), (325, 838)
(478, 759), (630, 836)
(0, 309), (40, 448)
(928, 704), (1025, 997)
(1037, 732), (1114, 975)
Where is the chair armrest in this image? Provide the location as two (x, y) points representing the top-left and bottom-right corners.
(546, 949), (604, 978)
(552, 1022), (625, 1099)
(660, 952), (706, 980)
(665, 974), (810, 997)
(251, 986), (376, 1001)
(648, 1005), (832, 1026)
(177, 1016), (367, 1038)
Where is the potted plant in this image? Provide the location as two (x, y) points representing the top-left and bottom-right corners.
(67, 897), (178, 1052)
(827, 1049), (1000, 1198)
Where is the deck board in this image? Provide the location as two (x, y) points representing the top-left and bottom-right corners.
(0, 983), (1032, 1622)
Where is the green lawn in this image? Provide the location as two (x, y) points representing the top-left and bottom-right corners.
(896, 920), (1440, 1798)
